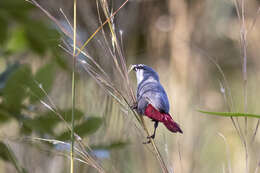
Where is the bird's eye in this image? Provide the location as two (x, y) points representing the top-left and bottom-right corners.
(134, 67), (140, 71)
(132, 64), (144, 71)
(137, 65), (143, 69)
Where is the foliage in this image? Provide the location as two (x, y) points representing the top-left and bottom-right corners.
(0, 142), (27, 173)
(199, 110), (260, 118)
(0, 0), (121, 172)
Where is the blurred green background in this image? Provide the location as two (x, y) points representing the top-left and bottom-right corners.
(1, 0), (260, 172)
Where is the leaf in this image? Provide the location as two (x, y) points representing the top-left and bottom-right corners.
(0, 109), (13, 123)
(0, 142), (27, 173)
(198, 110), (260, 118)
(29, 63), (56, 103)
(2, 65), (32, 113)
(0, 63), (19, 92)
(54, 54), (69, 71)
(0, 142), (10, 161)
(58, 117), (102, 140)
(21, 109), (84, 135)
(0, 15), (8, 45)
(24, 21), (60, 55)
(0, 0), (33, 19)
(22, 116), (59, 135)
(6, 27), (28, 53)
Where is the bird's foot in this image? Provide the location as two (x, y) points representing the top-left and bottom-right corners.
(142, 134), (155, 144)
(130, 102), (138, 110)
(143, 139), (151, 144)
(147, 134), (155, 139)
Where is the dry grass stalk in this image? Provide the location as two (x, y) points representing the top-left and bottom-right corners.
(27, 0), (170, 172)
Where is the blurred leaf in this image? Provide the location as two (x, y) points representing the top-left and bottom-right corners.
(23, 116), (59, 135)
(6, 27), (28, 53)
(198, 110), (260, 118)
(0, 142), (10, 161)
(21, 109), (84, 135)
(20, 122), (32, 135)
(54, 54), (69, 71)
(58, 117), (102, 140)
(92, 141), (128, 150)
(0, 142), (27, 173)
(0, 109), (13, 123)
(0, 63), (19, 92)
(25, 21), (60, 55)
(0, 0), (33, 20)
(2, 65), (32, 113)
(58, 109), (85, 122)
(29, 63), (55, 103)
(0, 15), (8, 45)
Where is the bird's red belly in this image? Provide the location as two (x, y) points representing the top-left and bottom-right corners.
(144, 104), (183, 133)
(144, 104), (165, 122)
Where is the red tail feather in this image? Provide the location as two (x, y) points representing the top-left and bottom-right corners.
(162, 114), (183, 133)
(144, 104), (183, 133)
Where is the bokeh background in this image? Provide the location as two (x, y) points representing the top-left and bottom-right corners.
(1, 0), (260, 173)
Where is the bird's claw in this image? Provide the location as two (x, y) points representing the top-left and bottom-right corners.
(147, 134), (155, 139)
(142, 134), (155, 144)
(130, 102), (138, 110)
(143, 139), (151, 144)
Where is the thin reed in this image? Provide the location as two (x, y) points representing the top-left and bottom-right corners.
(27, 0), (170, 172)
(70, 0), (77, 172)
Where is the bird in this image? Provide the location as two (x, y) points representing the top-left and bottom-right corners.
(129, 64), (182, 143)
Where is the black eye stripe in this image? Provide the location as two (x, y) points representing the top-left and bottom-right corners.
(136, 65), (144, 69)
(133, 64), (144, 71)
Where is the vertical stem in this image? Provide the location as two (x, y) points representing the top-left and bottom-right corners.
(71, 0), (77, 173)
(241, 0), (247, 136)
(140, 116), (169, 173)
(241, 0), (248, 173)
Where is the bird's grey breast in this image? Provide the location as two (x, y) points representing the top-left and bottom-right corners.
(137, 79), (170, 114)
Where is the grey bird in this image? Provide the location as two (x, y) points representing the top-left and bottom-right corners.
(130, 64), (182, 142)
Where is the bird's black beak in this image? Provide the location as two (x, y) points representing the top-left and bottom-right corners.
(128, 65), (137, 73)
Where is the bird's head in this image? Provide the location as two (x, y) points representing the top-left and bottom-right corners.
(129, 64), (159, 84)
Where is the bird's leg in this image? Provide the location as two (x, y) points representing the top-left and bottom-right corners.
(148, 121), (159, 139)
(143, 121), (159, 144)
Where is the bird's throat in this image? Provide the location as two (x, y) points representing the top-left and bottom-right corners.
(136, 70), (144, 84)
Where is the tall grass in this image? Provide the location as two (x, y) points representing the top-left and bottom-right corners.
(21, 0), (260, 172)
(234, 0), (249, 172)
(27, 0), (171, 172)
(70, 0), (77, 172)
(199, 1), (260, 173)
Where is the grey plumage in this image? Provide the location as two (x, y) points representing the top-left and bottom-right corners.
(131, 64), (183, 140)
(133, 64), (170, 115)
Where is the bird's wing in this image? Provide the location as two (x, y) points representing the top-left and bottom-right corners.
(137, 81), (170, 114)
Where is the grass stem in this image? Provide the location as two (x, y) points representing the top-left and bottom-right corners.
(140, 115), (169, 173)
(71, 0), (77, 173)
